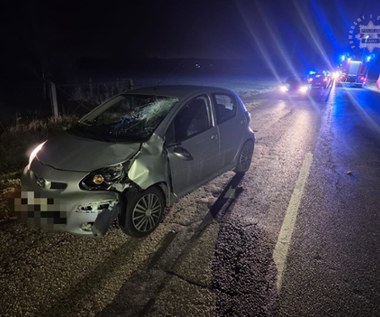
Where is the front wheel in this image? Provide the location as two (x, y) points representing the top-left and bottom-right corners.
(235, 140), (254, 173)
(119, 187), (164, 237)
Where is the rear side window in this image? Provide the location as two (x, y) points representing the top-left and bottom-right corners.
(213, 94), (237, 124)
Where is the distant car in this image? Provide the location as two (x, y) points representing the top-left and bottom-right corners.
(279, 76), (311, 96)
(307, 71), (331, 88)
(17, 85), (255, 237)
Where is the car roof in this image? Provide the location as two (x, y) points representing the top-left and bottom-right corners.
(124, 85), (234, 99)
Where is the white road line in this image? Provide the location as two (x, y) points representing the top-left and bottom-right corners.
(273, 152), (313, 292)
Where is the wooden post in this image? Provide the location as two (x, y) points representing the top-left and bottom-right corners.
(128, 79), (134, 90)
(50, 81), (59, 119)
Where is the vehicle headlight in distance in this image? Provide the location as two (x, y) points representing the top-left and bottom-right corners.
(27, 141), (47, 170)
(299, 85), (309, 94)
(80, 163), (126, 190)
(280, 85), (288, 93)
(332, 71), (340, 80)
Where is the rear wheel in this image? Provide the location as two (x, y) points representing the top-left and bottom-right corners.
(235, 140), (254, 173)
(119, 187), (164, 237)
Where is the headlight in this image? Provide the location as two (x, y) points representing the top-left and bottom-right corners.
(27, 141), (47, 170)
(80, 163), (126, 190)
(280, 85), (288, 93)
(299, 85), (309, 94)
(332, 71), (340, 80)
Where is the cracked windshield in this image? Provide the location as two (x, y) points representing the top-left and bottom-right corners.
(74, 95), (178, 141)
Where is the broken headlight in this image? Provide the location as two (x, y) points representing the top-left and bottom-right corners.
(80, 163), (126, 190)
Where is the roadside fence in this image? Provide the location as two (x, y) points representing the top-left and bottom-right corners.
(55, 78), (134, 117)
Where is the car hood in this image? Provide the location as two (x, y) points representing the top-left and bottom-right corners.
(36, 133), (141, 172)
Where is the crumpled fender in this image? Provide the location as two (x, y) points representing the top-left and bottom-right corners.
(127, 134), (168, 190)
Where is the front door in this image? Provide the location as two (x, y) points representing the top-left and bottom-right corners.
(166, 95), (220, 197)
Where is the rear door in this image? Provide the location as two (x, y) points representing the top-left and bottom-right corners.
(166, 95), (220, 197)
(212, 93), (245, 167)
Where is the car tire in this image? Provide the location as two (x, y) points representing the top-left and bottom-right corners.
(235, 139), (254, 173)
(119, 186), (164, 237)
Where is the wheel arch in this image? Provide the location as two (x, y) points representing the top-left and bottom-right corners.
(122, 181), (172, 208)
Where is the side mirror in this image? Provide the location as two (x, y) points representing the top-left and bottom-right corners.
(172, 146), (193, 161)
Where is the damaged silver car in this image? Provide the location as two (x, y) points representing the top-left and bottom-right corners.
(17, 85), (255, 237)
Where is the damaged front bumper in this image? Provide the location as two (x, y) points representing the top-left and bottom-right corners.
(16, 162), (121, 237)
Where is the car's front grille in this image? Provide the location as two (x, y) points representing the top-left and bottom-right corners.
(50, 182), (67, 190)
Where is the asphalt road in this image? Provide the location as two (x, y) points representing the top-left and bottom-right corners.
(278, 86), (380, 316)
(0, 82), (379, 316)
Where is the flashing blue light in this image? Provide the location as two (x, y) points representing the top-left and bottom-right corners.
(340, 55), (346, 62)
(366, 56), (372, 62)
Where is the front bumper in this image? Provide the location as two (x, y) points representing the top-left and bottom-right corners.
(15, 160), (120, 237)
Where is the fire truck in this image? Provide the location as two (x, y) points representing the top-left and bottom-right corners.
(336, 56), (369, 87)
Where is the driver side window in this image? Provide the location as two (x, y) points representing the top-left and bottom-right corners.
(169, 96), (211, 143)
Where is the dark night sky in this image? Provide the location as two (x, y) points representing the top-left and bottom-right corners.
(1, 0), (380, 82)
